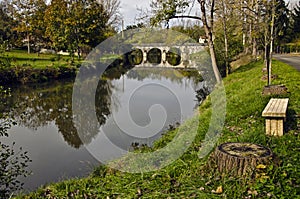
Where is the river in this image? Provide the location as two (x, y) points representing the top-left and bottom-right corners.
(0, 66), (205, 192)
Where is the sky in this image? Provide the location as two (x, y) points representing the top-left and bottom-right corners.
(119, 0), (150, 27)
(120, 0), (298, 28)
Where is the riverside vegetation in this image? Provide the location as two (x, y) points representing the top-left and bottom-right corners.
(15, 59), (300, 198)
(0, 50), (80, 84)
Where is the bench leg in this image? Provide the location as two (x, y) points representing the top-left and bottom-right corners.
(265, 118), (284, 136)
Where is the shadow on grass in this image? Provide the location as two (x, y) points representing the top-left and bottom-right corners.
(286, 109), (298, 132)
(234, 61), (260, 73)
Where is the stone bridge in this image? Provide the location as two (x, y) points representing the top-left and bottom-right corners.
(132, 43), (205, 68)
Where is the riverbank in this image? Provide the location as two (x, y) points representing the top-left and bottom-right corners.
(17, 60), (299, 198)
(0, 50), (79, 84)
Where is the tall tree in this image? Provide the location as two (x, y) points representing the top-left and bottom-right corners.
(293, 1), (300, 39)
(29, 0), (48, 50)
(0, 2), (15, 46)
(263, 0), (289, 86)
(45, 0), (117, 57)
(149, 0), (221, 83)
(44, 0), (69, 51)
(12, 0), (37, 53)
(98, 0), (121, 28)
(273, 0), (289, 51)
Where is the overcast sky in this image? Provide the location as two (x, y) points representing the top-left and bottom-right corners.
(120, 0), (298, 28)
(119, 0), (150, 27)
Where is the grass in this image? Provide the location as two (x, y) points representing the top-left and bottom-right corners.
(0, 50), (81, 69)
(16, 59), (300, 198)
(0, 50), (81, 84)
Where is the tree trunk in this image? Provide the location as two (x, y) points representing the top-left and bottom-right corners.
(221, 0), (230, 76)
(199, 0), (221, 84)
(214, 142), (273, 176)
(252, 0), (258, 59)
(268, 0), (275, 86)
(27, 32), (30, 54)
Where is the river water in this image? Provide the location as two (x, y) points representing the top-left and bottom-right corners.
(0, 67), (204, 192)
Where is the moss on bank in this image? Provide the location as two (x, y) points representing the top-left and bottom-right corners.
(16, 60), (300, 198)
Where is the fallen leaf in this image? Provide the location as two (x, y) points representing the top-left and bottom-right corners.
(215, 186), (223, 194)
(212, 186), (223, 194)
(256, 164), (267, 169)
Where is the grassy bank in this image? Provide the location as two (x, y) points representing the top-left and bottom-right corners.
(0, 50), (80, 84)
(17, 60), (299, 198)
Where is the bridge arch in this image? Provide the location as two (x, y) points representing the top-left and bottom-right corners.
(166, 47), (181, 66)
(147, 48), (162, 64)
(131, 43), (204, 68)
(128, 48), (143, 65)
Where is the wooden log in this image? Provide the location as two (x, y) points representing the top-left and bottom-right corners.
(214, 142), (273, 176)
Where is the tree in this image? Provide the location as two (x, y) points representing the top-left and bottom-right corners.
(214, 0), (244, 75)
(12, 0), (37, 53)
(45, 0), (118, 57)
(293, 1), (300, 39)
(44, 0), (69, 51)
(262, 0), (289, 86)
(149, 0), (221, 83)
(273, 0), (289, 51)
(98, 0), (121, 28)
(29, 0), (48, 51)
(171, 25), (205, 42)
(0, 2), (15, 47)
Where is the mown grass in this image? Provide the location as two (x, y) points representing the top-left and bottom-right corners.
(16, 60), (299, 198)
(0, 50), (81, 69)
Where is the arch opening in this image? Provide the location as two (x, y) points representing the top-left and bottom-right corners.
(147, 48), (162, 64)
(166, 47), (181, 66)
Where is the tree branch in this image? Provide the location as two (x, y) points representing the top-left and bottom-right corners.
(169, 15), (202, 20)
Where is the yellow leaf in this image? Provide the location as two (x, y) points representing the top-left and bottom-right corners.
(256, 164), (267, 169)
(216, 186), (223, 194)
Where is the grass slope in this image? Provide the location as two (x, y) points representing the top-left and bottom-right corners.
(17, 60), (299, 199)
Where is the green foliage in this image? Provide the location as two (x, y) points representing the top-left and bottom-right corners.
(150, 0), (190, 27)
(0, 86), (32, 198)
(0, 3), (15, 47)
(293, 1), (300, 40)
(15, 60), (300, 198)
(0, 0), (119, 53)
(0, 142), (32, 198)
(44, 0), (115, 54)
(274, 0), (291, 45)
(171, 25), (205, 42)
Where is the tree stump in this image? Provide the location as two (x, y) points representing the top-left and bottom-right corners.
(214, 142), (273, 177)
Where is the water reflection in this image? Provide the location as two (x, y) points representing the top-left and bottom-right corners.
(0, 68), (205, 150)
(0, 67), (205, 149)
(0, 66), (206, 190)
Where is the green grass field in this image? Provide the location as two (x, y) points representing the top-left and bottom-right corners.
(16, 59), (300, 198)
(0, 50), (81, 69)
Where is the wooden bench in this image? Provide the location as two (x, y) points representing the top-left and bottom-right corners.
(262, 98), (289, 136)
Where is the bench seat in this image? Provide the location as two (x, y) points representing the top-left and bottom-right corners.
(262, 98), (289, 136)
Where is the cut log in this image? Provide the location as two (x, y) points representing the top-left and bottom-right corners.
(214, 142), (273, 176)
